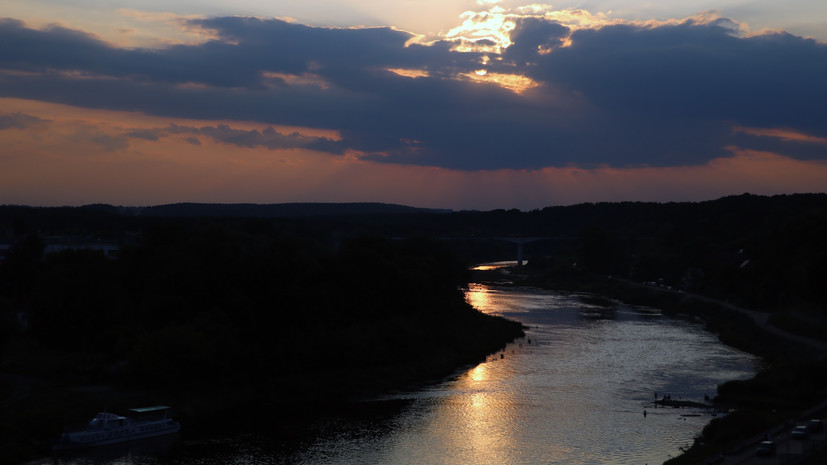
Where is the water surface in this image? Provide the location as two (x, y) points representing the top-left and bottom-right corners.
(33, 283), (760, 465)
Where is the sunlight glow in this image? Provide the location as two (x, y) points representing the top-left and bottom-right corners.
(387, 68), (431, 79)
(117, 9), (223, 45)
(465, 283), (498, 314)
(470, 392), (488, 409)
(446, 6), (515, 53)
(519, 5), (617, 30)
(444, 359), (517, 464)
(469, 363), (489, 382)
(444, 4), (620, 55)
(733, 125), (827, 144)
(462, 71), (540, 94)
(444, 5), (741, 59)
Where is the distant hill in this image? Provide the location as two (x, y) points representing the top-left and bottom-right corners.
(2, 193), (826, 315)
(83, 202), (452, 218)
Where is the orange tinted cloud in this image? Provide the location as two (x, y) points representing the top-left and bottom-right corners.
(2, 98), (825, 209)
(733, 125), (827, 145)
(4, 14), (826, 172)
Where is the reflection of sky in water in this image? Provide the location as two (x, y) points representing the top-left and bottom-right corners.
(292, 285), (760, 465)
(38, 284), (760, 465)
(470, 261), (519, 271)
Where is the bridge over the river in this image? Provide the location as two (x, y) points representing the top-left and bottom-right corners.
(435, 235), (576, 267)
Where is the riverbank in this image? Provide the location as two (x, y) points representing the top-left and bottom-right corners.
(0, 309), (524, 465)
(0, 231), (527, 465)
(476, 264), (822, 359)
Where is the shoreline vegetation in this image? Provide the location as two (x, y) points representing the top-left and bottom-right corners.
(0, 226), (524, 465)
(476, 265), (827, 465)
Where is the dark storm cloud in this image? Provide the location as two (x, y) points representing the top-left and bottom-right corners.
(138, 123), (344, 152)
(508, 18), (827, 167)
(196, 124), (345, 152)
(0, 112), (47, 130)
(0, 18), (114, 73)
(527, 19), (827, 132)
(505, 17), (569, 63)
(1, 15), (825, 170)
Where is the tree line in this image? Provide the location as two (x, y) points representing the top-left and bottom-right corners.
(0, 220), (523, 413)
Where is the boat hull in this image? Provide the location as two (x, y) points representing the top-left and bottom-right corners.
(52, 421), (180, 451)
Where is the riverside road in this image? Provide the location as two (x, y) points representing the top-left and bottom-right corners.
(700, 411), (827, 465)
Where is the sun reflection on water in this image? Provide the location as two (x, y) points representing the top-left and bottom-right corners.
(449, 361), (518, 465)
(465, 284), (496, 314)
(279, 285), (759, 465)
(468, 363), (488, 382)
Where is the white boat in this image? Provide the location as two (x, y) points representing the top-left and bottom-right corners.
(52, 406), (180, 451)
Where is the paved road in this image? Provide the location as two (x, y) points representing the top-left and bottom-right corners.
(612, 277), (827, 354)
(678, 292), (827, 354)
(709, 418), (826, 465)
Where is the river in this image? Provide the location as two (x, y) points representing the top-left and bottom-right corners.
(32, 279), (760, 465)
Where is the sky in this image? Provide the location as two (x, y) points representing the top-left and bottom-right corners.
(1, 0), (826, 210)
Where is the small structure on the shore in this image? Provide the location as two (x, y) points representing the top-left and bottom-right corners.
(654, 395), (712, 410)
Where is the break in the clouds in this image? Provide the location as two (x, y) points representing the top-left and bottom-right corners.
(0, 9), (826, 172)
